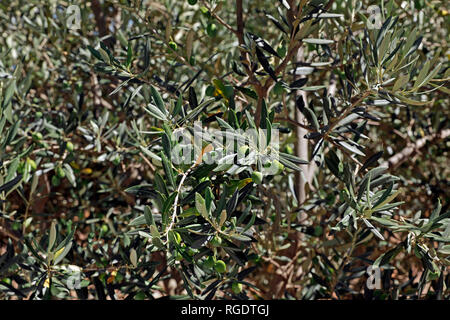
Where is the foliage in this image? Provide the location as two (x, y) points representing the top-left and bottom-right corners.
(0, 0), (448, 300)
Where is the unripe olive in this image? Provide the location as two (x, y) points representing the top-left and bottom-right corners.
(51, 175), (61, 187)
(175, 251), (183, 261)
(200, 6), (210, 18)
(66, 141), (74, 152)
(27, 158), (37, 171)
(263, 159), (284, 175)
(35, 111), (43, 118)
(56, 166), (66, 178)
(251, 171), (263, 184)
(214, 260), (227, 273)
(188, 0), (197, 5)
(272, 159), (284, 174)
(204, 256), (215, 269)
(237, 145), (249, 159)
(232, 282), (243, 294)
(210, 235), (222, 247)
(112, 155), (121, 166)
(168, 41), (178, 51)
(174, 231), (182, 244)
(32, 132), (43, 141)
(206, 23), (218, 37)
(187, 248), (196, 256)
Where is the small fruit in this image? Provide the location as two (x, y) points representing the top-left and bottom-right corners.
(27, 158), (37, 171)
(264, 159), (284, 175)
(32, 132), (43, 141)
(204, 256), (215, 269)
(210, 235), (222, 247)
(205, 85), (216, 96)
(251, 171), (263, 184)
(206, 23), (218, 37)
(200, 6), (210, 18)
(187, 248), (196, 256)
(56, 166), (66, 178)
(273, 82), (285, 95)
(174, 231), (182, 244)
(314, 226), (323, 237)
(214, 260), (227, 273)
(168, 41), (178, 51)
(232, 282), (243, 294)
(35, 111), (43, 118)
(17, 162), (25, 174)
(101, 224), (109, 233)
(51, 175), (61, 187)
(66, 141), (74, 152)
(81, 168), (93, 175)
(188, 0), (197, 5)
(174, 251), (183, 261)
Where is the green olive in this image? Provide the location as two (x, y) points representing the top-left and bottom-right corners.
(51, 175), (61, 187)
(210, 235), (222, 247)
(32, 132), (43, 141)
(188, 0), (197, 5)
(112, 155), (121, 166)
(17, 162), (25, 174)
(175, 251), (183, 261)
(27, 158), (37, 171)
(232, 282), (243, 294)
(204, 256), (215, 269)
(56, 166), (66, 178)
(251, 171), (263, 184)
(214, 260), (227, 273)
(206, 23), (218, 37)
(273, 82), (285, 95)
(168, 41), (178, 51)
(66, 141), (74, 152)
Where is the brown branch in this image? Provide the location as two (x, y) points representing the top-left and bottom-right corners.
(236, 0), (245, 44)
(382, 129), (450, 169)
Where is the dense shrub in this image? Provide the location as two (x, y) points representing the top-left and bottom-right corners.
(0, 0), (448, 300)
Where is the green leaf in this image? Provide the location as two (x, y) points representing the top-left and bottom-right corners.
(150, 86), (166, 113)
(195, 192), (208, 218)
(48, 221), (57, 252)
(303, 38), (334, 45)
